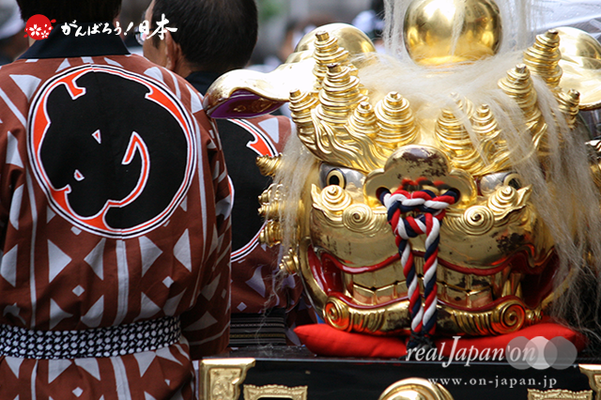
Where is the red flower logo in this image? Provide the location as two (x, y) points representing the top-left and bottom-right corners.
(25, 14), (55, 40)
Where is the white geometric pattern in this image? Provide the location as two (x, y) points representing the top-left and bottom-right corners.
(10, 74), (42, 101)
(134, 351), (156, 377)
(173, 343), (189, 360)
(258, 118), (280, 144)
(215, 197), (231, 220)
(56, 58), (70, 72)
(245, 266), (266, 297)
(72, 285), (85, 296)
(0, 245), (17, 286)
(48, 359), (72, 383)
(165, 70), (180, 99)
(4, 356), (23, 378)
(6, 132), (23, 168)
(162, 276), (173, 287)
(49, 298), (73, 329)
(212, 161), (220, 180)
(183, 311), (217, 331)
(111, 357), (132, 399)
(206, 134), (217, 149)
(137, 293), (161, 320)
(84, 239), (106, 280)
(163, 290), (185, 316)
(188, 86), (203, 113)
(208, 226), (219, 259)
(9, 184), (23, 230)
(139, 236), (162, 277)
(156, 346), (182, 365)
(174, 230), (192, 272)
(201, 274), (220, 301)
(48, 240), (71, 282)
(0, 89), (26, 126)
(114, 240), (130, 326)
(74, 358), (101, 380)
(104, 57), (123, 67)
(81, 295), (104, 328)
(144, 67), (164, 83)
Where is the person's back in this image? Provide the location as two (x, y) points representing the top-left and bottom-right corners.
(0, 1), (231, 398)
(143, 0), (311, 346)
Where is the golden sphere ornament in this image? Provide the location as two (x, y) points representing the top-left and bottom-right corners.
(403, 0), (503, 65)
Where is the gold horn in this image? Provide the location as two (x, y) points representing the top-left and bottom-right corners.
(374, 92), (419, 150)
(523, 29), (563, 89)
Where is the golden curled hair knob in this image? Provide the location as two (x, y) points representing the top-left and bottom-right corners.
(258, 202), (280, 220)
(375, 92), (419, 149)
(555, 89), (580, 129)
(313, 30), (353, 85)
(256, 154), (282, 177)
(348, 101), (380, 139)
(258, 220), (283, 247)
(499, 64), (539, 117)
(279, 249), (299, 274)
(317, 64), (363, 125)
(523, 29), (562, 88)
(258, 184), (283, 206)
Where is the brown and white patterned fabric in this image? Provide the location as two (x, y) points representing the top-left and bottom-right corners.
(0, 26), (231, 399)
(186, 72), (311, 347)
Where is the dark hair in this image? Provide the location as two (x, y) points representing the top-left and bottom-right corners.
(151, 0), (258, 73)
(17, 0), (121, 23)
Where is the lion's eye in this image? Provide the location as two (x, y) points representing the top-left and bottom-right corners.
(326, 168), (346, 188)
(507, 176), (522, 190)
(479, 172), (522, 195)
(319, 164), (365, 190)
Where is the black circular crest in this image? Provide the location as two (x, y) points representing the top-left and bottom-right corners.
(28, 65), (196, 238)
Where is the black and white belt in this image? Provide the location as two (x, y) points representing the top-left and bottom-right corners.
(0, 316), (181, 359)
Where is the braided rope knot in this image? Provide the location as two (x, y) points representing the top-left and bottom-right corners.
(378, 185), (458, 349)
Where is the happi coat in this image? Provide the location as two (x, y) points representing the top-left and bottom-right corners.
(0, 26), (231, 400)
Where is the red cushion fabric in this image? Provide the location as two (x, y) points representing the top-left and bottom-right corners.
(294, 324), (408, 358)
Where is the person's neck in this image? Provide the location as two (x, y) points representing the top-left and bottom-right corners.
(174, 63), (193, 79)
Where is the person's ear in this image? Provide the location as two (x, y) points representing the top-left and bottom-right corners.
(164, 31), (182, 72)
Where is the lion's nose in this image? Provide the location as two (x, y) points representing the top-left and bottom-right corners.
(364, 145), (473, 209)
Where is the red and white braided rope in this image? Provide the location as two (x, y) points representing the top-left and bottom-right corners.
(381, 187), (456, 344)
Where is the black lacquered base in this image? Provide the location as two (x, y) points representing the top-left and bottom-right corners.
(199, 346), (601, 400)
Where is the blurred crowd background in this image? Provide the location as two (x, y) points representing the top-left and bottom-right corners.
(1, 0), (599, 71)
(250, 0), (375, 68)
(117, 0), (378, 67)
(0, 0), (382, 67)
(116, 0), (601, 73)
